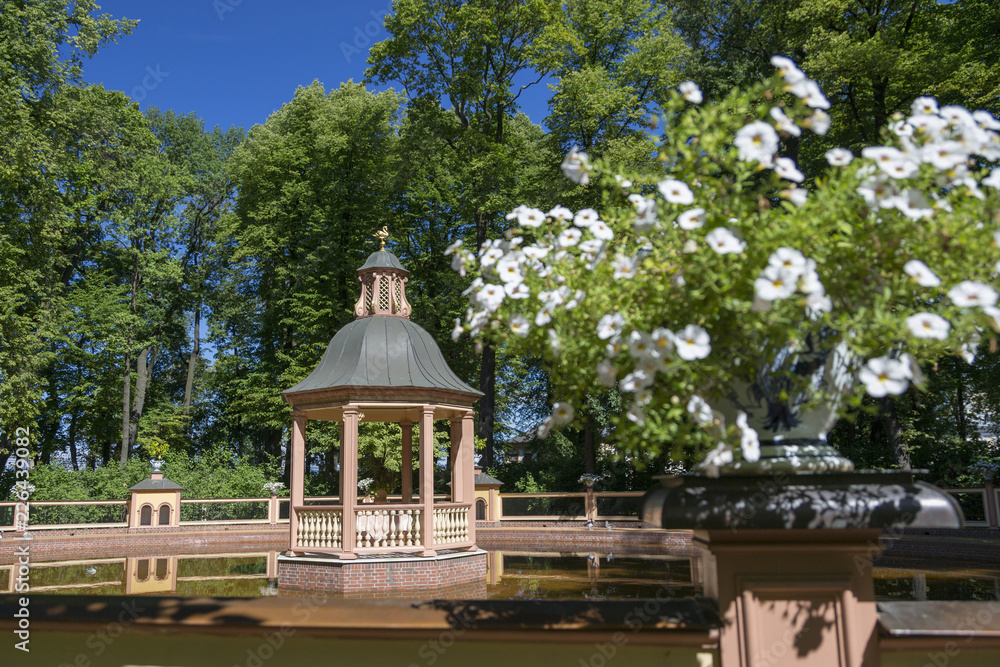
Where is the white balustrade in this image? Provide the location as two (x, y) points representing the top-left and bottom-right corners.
(355, 508), (422, 549)
(433, 505), (469, 545)
(295, 508), (342, 549)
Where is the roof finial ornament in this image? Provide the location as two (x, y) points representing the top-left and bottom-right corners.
(374, 226), (389, 251)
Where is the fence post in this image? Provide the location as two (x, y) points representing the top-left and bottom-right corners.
(985, 474), (998, 529)
(268, 493), (278, 525)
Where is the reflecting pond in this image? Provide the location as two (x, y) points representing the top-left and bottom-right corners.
(2, 548), (998, 602)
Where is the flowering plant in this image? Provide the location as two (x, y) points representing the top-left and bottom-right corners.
(262, 482), (286, 495)
(357, 477), (375, 493)
(450, 57), (1000, 474)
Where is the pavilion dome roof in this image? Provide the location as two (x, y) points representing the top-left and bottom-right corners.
(284, 317), (481, 396)
(358, 249), (408, 273)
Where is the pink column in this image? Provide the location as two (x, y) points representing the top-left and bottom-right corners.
(449, 417), (463, 502)
(462, 411), (477, 546)
(288, 412), (307, 554)
(340, 406), (359, 558)
(419, 405), (437, 557)
(401, 421), (413, 504)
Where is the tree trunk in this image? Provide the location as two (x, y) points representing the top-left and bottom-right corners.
(875, 396), (908, 469)
(183, 308), (201, 416)
(478, 342), (497, 467)
(954, 368), (968, 442)
(120, 348), (132, 464)
(122, 345), (157, 466)
(582, 419), (596, 475)
(68, 408), (79, 471)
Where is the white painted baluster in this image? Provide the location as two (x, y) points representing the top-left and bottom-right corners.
(413, 509), (421, 547)
(323, 511), (332, 547)
(356, 510), (365, 549)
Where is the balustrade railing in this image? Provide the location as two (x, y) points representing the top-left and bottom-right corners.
(295, 507), (343, 549)
(433, 505), (469, 545)
(355, 506), (422, 549)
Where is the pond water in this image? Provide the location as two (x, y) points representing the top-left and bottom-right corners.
(2, 548), (997, 602)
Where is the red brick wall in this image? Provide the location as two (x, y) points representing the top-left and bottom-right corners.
(278, 552), (488, 595)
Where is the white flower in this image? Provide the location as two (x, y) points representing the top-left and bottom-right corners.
(912, 96), (939, 116)
(565, 290), (585, 310)
(620, 370), (652, 393)
(536, 416), (554, 439)
(674, 324), (711, 360)
(522, 245), (550, 261)
(903, 260), (941, 287)
(736, 412), (761, 463)
(755, 265), (797, 300)
(589, 220), (614, 241)
(496, 255), (525, 284)
(948, 281), (999, 308)
(504, 282), (530, 299)
(444, 239), (463, 255)
(626, 401), (645, 425)
(451, 318), (463, 342)
(558, 228), (582, 247)
(479, 247), (504, 267)
(882, 159), (920, 180)
(807, 109), (831, 135)
(451, 252), (469, 276)
(922, 141), (969, 171)
(597, 313), (626, 340)
(561, 147), (590, 185)
(905, 313), (950, 340)
(657, 178), (695, 205)
(894, 188), (934, 219)
(790, 79), (830, 109)
(509, 314), (530, 337)
(862, 146), (904, 165)
(631, 196), (658, 232)
(705, 227), (746, 254)
(687, 395), (714, 425)
(535, 303), (554, 327)
(676, 208), (706, 230)
(768, 247), (807, 275)
(774, 157), (804, 183)
(973, 110), (1000, 131)
(859, 356), (911, 397)
(612, 254), (638, 279)
(825, 148), (853, 166)
(806, 291), (832, 315)
(734, 121), (779, 165)
(596, 360), (618, 388)
(475, 284), (505, 312)
(679, 81), (703, 104)
(548, 205), (573, 222)
(517, 207), (546, 228)
(628, 330), (655, 358)
(983, 168), (1000, 189)
(551, 401), (575, 425)
(770, 55), (806, 83)
(574, 208), (601, 228)
(651, 328), (674, 354)
(701, 443), (734, 478)
(769, 107), (801, 136)
(786, 187), (808, 206)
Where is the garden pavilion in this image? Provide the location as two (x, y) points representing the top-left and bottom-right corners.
(281, 233), (482, 562)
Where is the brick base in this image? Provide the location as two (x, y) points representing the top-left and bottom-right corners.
(277, 550), (488, 595)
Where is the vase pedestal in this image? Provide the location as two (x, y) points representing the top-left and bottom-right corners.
(642, 469), (963, 667)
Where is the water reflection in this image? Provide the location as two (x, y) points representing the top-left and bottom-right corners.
(1, 547), (997, 602)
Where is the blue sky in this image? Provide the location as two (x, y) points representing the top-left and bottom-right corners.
(84, 0), (551, 132)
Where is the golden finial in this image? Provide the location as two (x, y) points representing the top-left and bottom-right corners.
(374, 226), (389, 251)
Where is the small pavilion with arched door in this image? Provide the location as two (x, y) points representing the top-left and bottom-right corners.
(277, 234), (486, 593)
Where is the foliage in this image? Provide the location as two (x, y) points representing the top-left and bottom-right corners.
(454, 61), (1000, 474)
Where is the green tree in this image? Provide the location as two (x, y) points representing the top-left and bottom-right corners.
(0, 0), (136, 470)
(215, 81), (402, 469)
